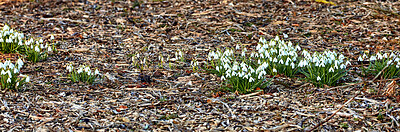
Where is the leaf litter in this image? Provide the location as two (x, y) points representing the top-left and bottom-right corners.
(0, 0), (399, 131)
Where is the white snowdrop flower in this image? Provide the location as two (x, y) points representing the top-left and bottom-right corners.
(17, 59), (23, 67)
(7, 78), (11, 83)
(274, 36), (279, 41)
(256, 44), (261, 50)
(260, 53), (264, 58)
(1, 70), (5, 75)
(47, 46), (52, 52)
(249, 77), (255, 82)
(13, 68), (18, 74)
(387, 60), (393, 65)
(85, 66), (90, 73)
(95, 69), (100, 75)
(273, 57), (278, 63)
(66, 65), (72, 72)
(340, 64), (346, 69)
(40, 44), (44, 49)
(295, 45), (301, 51)
(25, 76), (30, 82)
(345, 61), (351, 66)
(16, 82), (19, 87)
(221, 75), (226, 81)
(8, 63), (14, 69)
(370, 56), (377, 61)
(241, 51), (245, 57)
(329, 67), (334, 72)
(77, 68), (83, 74)
(0, 38), (3, 42)
(6, 70), (11, 77)
(232, 63), (239, 71)
(3, 25), (9, 31)
(291, 62), (295, 69)
(273, 68), (277, 73)
(279, 59), (284, 64)
(50, 35), (55, 40)
(377, 53), (383, 60)
(317, 76), (321, 81)
(390, 52), (395, 57)
(18, 41), (22, 46)
(358, 56), (363, 61)
(39, 39), (43, 43)
(35, 46), (40, 52)
(235, 44), (240, 50)
(283, 33), (288, 38)
(244, 74), (249, 79)
(319, 62), (325, 67)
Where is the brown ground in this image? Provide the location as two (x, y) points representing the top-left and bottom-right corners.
(0, 0), (399, 131)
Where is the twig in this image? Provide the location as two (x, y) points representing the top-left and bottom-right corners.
(306, 63), (390, 131)
(239, 90), (262, 98)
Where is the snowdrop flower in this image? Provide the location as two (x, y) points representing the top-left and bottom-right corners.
(1, 70), (5, 75)
(17, 59), (23, 67)
(221, 75), (226, 81)
(7, 78), (11, 83)
(66, 65), (73, 72)
(50, 35), (55, 40)
(77, 68), (83, 74)
(329, 67), (334, 72)
(283, 33), (288, 38)
(95, 69), (100, 75)
(273, 68), (277, 73)
(13, 68), (18, 74)
(249, 77), (255, 82)
(235, 44), (240, 50)
(358, 56), (363, 61)
(317, 76), (321, 81)
(387, 60), (393, 65)
(241, 51), (245, 57)
(370, 56), (377, 61)
(25, 76), (30, 82)
(40, 44), (44, 49)
(340, 64), (346, 69)
(35, 46), (40, 52)
(84, 66), (90, 73)
(345, 61), (351, 66)
(279, 59), (284, 64)
(8, 63), (14, 70)
(39, 39), (43, 43)
(273, 57), (278, 63)
(377, 53), (383, 60)
(16, 82), (19, 87)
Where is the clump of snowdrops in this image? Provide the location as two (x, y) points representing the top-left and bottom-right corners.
(0, 59), (29, 90)
(0, 25), (25, 53)
(66, 64), (101, 84)
(254, 36), (301, 77)
(207, 45), (273, 94)
(0, 25), (54, 63)
(359, 51), (400, 79)
(298, 50), (350, 87)
(23, 36), (53, 63)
